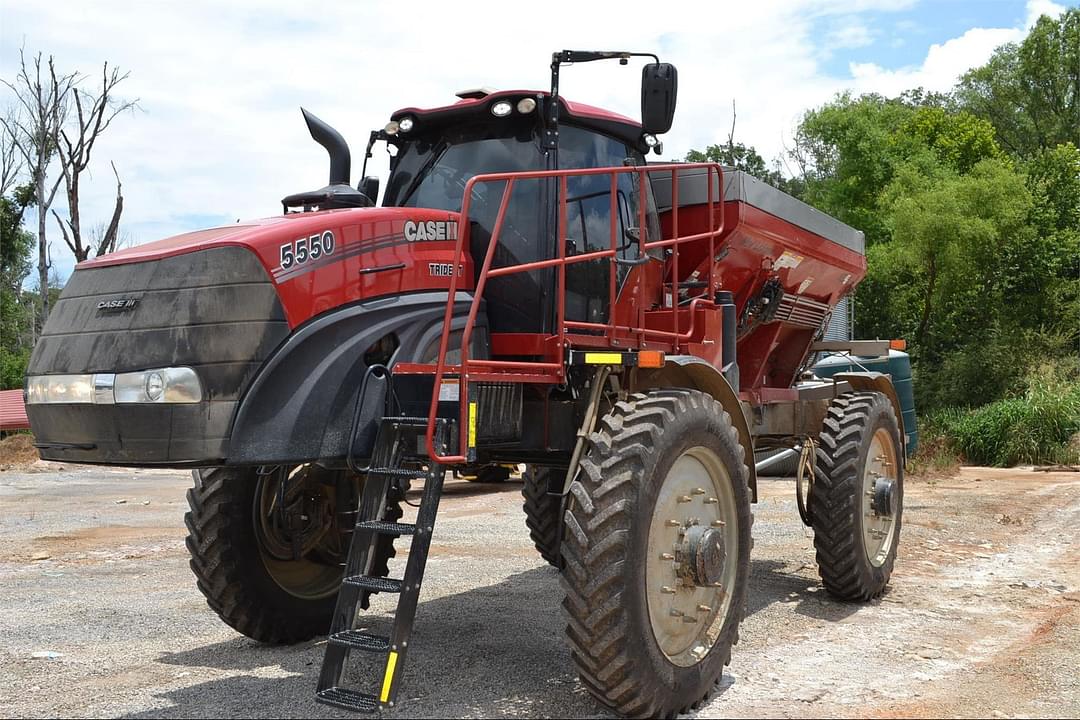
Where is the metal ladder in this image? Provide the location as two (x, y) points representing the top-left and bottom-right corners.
(315, 416), (449, 713)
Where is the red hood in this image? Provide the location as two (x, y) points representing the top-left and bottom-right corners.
(81, 208), (368, 269)
(81, 206), (473, 328)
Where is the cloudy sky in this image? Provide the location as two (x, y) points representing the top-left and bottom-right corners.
(0, 0), (1073, 283)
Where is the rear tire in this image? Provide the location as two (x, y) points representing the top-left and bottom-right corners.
(811, 391), (903, 601)
(184, 466), (397, 643)
(522, 466), (564, 568)
(561, 390), (752, 718)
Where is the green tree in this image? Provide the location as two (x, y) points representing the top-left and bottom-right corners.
(792, 93), (1002, 245)
(957, 9), (1080, 157)
(857, 158), (1069, 408)
(685, 142), (794, 193)
(0, 184), (36, 389)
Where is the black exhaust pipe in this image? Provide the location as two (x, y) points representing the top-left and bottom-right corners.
(301, 108), (351, 186)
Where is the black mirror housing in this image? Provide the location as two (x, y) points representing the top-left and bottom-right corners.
(641, 63), (677, 134)
(359, 175), (380, 205)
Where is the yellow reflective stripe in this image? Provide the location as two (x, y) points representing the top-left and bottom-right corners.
(468, 402), (478, 447)
(584, 352), (623, 365)
(380, 650), (399, 703)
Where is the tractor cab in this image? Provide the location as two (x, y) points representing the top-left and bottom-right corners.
(377, 89), (663, 334)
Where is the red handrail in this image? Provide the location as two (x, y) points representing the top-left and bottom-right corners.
(426, 162), (725, 462)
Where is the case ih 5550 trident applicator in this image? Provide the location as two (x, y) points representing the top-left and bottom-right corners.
(25, 50), (906, 717)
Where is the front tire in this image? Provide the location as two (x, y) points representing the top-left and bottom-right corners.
(561, 390), (752, 718)
(184, 466), (398, 643)
(811, 391), (903, 601)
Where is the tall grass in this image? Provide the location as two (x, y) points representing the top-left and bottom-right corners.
(914, 363), (1080, 468)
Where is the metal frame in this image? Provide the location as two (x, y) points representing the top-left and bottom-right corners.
(422, 162), (725, 462)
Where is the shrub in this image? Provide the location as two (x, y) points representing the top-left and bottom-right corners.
(945, 366), (1080, 466)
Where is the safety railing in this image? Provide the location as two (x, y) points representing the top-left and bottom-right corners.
(426, 162), (725, 462)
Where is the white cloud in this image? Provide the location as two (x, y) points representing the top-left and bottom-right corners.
(847, 26), (1024, 95)
(0, 0), (1065, 282)
(1026, 0), (1068, 25)
(826, 20), (876, 49)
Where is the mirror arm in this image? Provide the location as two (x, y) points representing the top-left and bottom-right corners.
(546, 50), (664, 152)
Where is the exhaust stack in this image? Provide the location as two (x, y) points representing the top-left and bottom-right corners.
(302, 108), (351, 186)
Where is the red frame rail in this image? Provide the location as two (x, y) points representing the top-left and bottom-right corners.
(426, 162), (725, 462)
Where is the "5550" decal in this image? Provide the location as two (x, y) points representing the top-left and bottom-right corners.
(280, 230), (335, 270)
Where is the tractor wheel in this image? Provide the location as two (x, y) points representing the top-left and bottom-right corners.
(184, 465), (399, 644)
(522, 466), (564, 568)
(561, 389), (752, 718)
(811, 391), (903, 601)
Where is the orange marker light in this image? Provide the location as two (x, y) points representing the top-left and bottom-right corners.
(889, 339), (907, 351)
(638, 350), (665, 368)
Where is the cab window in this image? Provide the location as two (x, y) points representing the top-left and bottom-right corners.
(559, 126), (657, 325)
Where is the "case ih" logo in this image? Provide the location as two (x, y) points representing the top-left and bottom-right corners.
(404, 220), (458, 242)
(97, 297), (139, 313)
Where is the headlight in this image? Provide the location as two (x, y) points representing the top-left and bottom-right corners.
(491, 100), (513, 117)
(26, 367), (203, 404)
(397, 116), (415, 133)
(25, 374), (96, 404)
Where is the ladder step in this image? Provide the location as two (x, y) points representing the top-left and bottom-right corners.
(356, 520), (416, 536)
(316, 687), (378, 713)
(343, 575), (404, 593)
(328, 629), (391, 652)
(367, 466), (425, 478)
(383, 415), (431, 426)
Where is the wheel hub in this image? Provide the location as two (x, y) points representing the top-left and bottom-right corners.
(253, 465), (350, 601)
(678, 525), (726, 587)
(871, 477), (896, 517)
(861, 428), (901, 567)
(646, 448), (737, 667)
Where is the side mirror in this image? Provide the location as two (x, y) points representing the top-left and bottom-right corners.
(641, 63), (677, 134)
(359, 175), (380, 204)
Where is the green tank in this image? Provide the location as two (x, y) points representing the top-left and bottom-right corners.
(812, 350), (918, 456)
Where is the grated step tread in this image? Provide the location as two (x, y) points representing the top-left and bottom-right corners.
(316, 687), (378, 713)
(356, 520), (416, 535)
(383, 416), (431, 426)
(367, 466), (426, 478)
(328, 630), (391, 653)
(343, 575), (404, 593)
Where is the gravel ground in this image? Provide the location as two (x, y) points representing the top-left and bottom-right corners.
(0, 463), (1078, 718)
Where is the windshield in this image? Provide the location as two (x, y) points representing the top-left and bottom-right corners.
(383, 122), (543, 210)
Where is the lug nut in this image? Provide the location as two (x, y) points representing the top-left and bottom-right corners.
(670, 609), (685, 617)
(678, 495), (692, 503)
(711, 520), (726, 528)
(692, 488), (706, 495)
(697, 604), (712, 613)
(660, 585), (677, 594)
(666, 519), (682, 527)
(660, 552), (675, 560)
(704, 497), (718, 504)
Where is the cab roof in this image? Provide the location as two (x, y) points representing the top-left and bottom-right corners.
(390, 89), (648, 151)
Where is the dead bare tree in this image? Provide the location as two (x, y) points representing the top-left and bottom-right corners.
(0, 109), (22, 197)
(727, 98), (737, 165)
(0, 50), (76, 320)
(86, 209), (134, 256)
(51, 62), (137, 262)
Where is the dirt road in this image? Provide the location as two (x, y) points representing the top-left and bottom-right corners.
(0, 462), (1077, 718)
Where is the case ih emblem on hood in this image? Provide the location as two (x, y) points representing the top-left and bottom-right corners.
(97, 297), (139, 313)
(404, 220), (458, 242)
